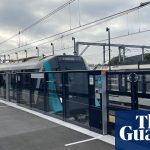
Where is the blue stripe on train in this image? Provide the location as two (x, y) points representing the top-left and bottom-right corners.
(43, 61), (63, 113)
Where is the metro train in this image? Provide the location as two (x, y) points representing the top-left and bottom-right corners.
(0, 55), (90, 120)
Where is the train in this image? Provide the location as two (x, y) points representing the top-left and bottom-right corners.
(0, 54), (91, 122)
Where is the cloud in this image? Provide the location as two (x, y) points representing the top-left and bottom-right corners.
(0, 0), (149, 63)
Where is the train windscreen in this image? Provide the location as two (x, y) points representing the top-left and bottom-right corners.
(58, 56), (87, 70)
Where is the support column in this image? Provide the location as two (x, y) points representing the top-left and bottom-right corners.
(4, 55), (6, 63)
(36, 47), (39, 57)
(6, 73), (10, 101)
(51, 43), (54, 56)
(75, 42), (79, 56)
(102, 71), (107, 135)
(123, 47), (125, 62)
(118, 47), (121, 63)
(25, 50), (27, 58)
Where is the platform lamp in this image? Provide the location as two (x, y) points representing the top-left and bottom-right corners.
(15, 52), (18, 61)
(36, 47), (39, 57)
(7, 55), (10, 62)
(51, 43), (54, 56)
(4, 55), (6, 63)
(106, 27), (111, 71)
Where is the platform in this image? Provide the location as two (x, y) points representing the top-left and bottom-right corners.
(0, 101), (114, 150)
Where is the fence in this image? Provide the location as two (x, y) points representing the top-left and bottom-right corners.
(0, 70), (107, 134)
(0, 70), (150, 136)
(107, 70), (150, 135)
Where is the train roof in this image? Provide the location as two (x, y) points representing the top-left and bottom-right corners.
(0, 55), (83, 71)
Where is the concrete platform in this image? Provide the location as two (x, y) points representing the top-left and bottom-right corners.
(0, 102), (115, 150)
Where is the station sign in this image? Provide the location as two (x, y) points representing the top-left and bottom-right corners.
(116, 111), (150, 150)
(89, 75), (94, 85)
(31, 73), (44, 79)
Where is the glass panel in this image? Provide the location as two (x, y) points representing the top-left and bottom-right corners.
(109, 95), (131, 109)
(66, 73), (89, 128)
(18, 73), (31, 107)
(9, 74), (17, 102)
(46, 73), (63, 119)
(108, 74), (131, 92)
(108, 74), (119, 91)
(94, 75), (102, 108)
(138, 98), (150, 110)
(31, 77), (45, 112)
(145, 74), (150, 94)
(108, 94), (132, 136)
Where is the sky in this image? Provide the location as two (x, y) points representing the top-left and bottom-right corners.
(0, 0), (150, 64)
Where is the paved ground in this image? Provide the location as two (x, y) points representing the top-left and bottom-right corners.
(0, 103), (114, 150)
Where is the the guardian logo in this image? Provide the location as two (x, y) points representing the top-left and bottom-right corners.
(120, 114), (150, 141)
(115, 111), (150, 150)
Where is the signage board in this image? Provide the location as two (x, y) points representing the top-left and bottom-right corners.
(31, 73), (44, 79)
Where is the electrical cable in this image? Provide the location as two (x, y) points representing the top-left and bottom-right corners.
(1, 2), (150, 55)
(0, 0), (76, 46)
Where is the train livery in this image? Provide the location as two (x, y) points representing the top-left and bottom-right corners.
(0, 55), (90, 120)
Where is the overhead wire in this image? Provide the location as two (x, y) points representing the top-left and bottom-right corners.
(0, 0), (76, 46)
(2, 24), (150, 56)
(1, 1), (150, 55)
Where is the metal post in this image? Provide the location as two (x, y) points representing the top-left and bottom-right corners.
(131, 73), (138, 110)
(6, 73), (10, 101)
(72, 37), (77, 56)
(123, 47), (125, 62)
(44, 73), (48, 112)
(4, 55), (6, 63)
(15, 52), (18, 60)
(36, 47), (39, 57)
(62, 72), (69, 120)
(18, 31), (21, 48)
(106, 27), (111, 70)
(103, 45), (106, 64)
(51, 43), (54, 55)
(24, 50), (27, 58)
(102, 71), (107, 135)
(119, 47), (121, 63)
(7, 55), (10, 62)
(75, 42), (79, 56)
(142, 47), (144, 61)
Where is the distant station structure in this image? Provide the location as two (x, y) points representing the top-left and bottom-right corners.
(74, 41), (150, 64)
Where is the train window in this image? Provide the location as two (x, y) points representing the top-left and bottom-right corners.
(22, 74), (31, 89)
(58, 57), (82, 62)
(59, 62), (86, 70)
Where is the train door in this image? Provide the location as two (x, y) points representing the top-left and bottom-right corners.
(9, 73), (18, 102)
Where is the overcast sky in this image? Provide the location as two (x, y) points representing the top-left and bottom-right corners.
(0, 0), (149, 64)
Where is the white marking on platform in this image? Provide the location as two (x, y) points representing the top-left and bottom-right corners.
(65, 136), (101, 147)
(0, 99), (115, 145)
